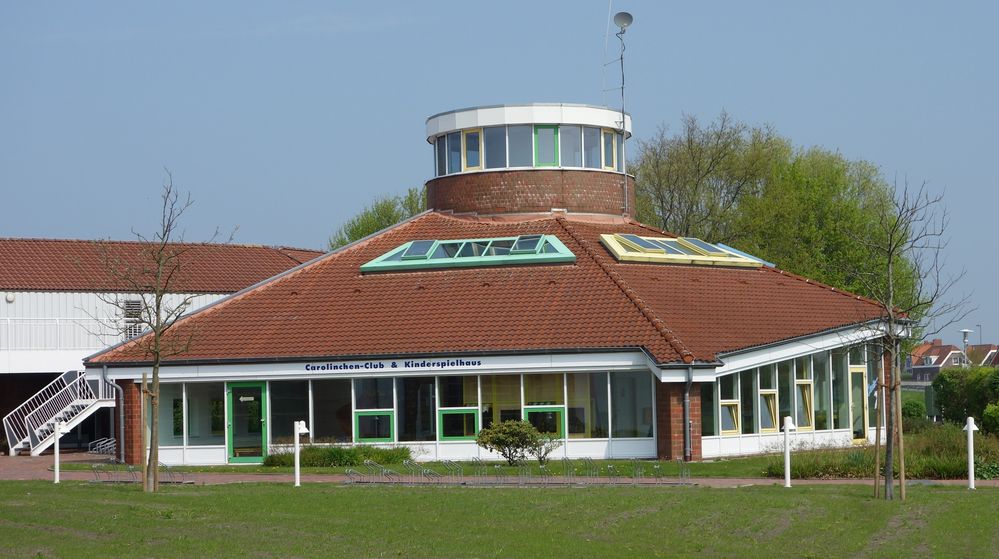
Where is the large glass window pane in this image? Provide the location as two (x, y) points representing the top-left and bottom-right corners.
(701, 382), (717, 436)
(567, 372), (609, 438)
(813, 352), (831, 430)
(526, 408), (563, 436)
(616, 132), (624, 172)
(439, 376), (477, 408)
(778, 361), (792, 426)
(186, 382), (224, 446)
(559, 125), (582, 167)
(158, 383), (183, 446)
(759, 393), (777, 431)
(832, 351), (850, 429)
(447, 131), (461, 174)
(610, 371), (653, 438)
(583, 127), (601, 169)
(356, 412), (393, 441)
(740, 370), (756, 434)
(396, 377), (436, 442)
(602, 129), (616, 168)
(719, 373), (737, 400)
(484, 126), (506, 169)
(355, 378), (393, 410)
(868, 345), (881, 429)
(270, 380), (308, 443)
(435, 136), (446, 176)
(795, 356), (811, 380)
(524, 374), (564, 405)
(463, 130), (481, 169)
(849, 345), (865, 365)
(796, 384), (813, 429)
(508, 125), (533, 167)
(534, 125), (558, 166)
(481, 375), (521, 429)
(313, 379), (352, 443)
(759, 364), (775, 390)
(440, 411), (477, 439)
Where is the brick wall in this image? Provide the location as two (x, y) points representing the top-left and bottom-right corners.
(655, 381), (702, 461)
(117, 379), (142, 465)
(426, 169), (636, 217)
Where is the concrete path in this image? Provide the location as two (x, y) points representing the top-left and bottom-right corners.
(2, 453), (996, 488)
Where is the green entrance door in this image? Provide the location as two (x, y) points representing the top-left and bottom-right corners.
(227, 382), (267, 463)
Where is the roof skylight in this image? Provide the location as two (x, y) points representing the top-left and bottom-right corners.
(600, 234), (763, 268)
(361, 234), (575, 273)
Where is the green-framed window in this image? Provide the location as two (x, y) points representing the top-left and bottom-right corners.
(360, 234), (575, 273)
(524, 406), (565, 438)
(355, 411), (394, 443)
(438, 409), (478, 440)
(534, 125), (559, 167)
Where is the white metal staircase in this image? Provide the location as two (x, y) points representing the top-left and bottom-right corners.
(4, 370), (116, 456)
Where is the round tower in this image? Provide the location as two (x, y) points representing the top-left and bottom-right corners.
(425, 103), (634, 217)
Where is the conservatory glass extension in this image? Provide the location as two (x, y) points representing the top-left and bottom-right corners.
(700, 344), (882, 458)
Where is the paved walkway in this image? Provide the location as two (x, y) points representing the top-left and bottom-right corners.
(2, 453), (996, 488)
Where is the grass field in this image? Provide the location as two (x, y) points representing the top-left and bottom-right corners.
(1, 481), (996, 558)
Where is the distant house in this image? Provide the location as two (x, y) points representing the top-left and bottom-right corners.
(1, 238), (322, 453)
(906, 339), (966, 382)
(966, 344), (999, 367)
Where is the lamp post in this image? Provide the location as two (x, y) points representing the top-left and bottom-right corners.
(613, 11), (632, 215)
(293, 420), (310, 487)
(960, 329), (974, 368)
(964, 417), (979, 490)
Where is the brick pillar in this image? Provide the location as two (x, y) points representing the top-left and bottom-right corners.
(655, 381), (702, 461)
(117, 380), (142, 465)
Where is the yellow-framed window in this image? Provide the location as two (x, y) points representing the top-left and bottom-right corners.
(720, 401), (740, 435)
(462, 128), (483, 171)
(601, 128), (617, 170)
(795, 381), (813, 430)
(759, 391), (778, 432)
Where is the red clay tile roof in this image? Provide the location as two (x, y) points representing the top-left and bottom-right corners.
(0, 238), (322, 293)
(88, 212), (887, 366)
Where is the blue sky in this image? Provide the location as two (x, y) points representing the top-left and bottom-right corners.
(2, 1), (996, 346)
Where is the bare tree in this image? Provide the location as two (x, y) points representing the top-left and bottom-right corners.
(92, 171), (221, 492)
(632, 112), (785, 242)
(853, 180), (971, 500)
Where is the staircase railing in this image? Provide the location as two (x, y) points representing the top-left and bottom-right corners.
(3, 370), (117, 454)
(4, 371), (77, 453)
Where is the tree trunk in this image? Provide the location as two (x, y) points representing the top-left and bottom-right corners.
(148, 362), (160, 492)
(141, 372), (149, 492)
(895, 346), (906, 500)
(883, 372), (895, 500)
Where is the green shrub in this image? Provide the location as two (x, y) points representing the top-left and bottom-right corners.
(476, 420), (539, 466)
(932, 367), (999, 424)
(902, 415), (934, 434)
(262, 445), (411, 468)
(982, 403), (999, 436)
(902, 399), (926, 419)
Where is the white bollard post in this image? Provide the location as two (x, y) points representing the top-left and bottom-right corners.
(294, 420), (302, 487)
(53, 420), (61, 484)
(293, 420), (310, 487)
(964, 416), (979, 490)
(783, 416), (797, 488)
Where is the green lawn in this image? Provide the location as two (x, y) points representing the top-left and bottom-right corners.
(0, 481), (996, 558)
(62, 456), (773, 478)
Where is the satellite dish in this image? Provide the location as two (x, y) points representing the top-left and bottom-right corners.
(613, 11), (633, 29)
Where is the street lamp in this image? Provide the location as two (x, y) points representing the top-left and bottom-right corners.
(959, 328), (974, 368)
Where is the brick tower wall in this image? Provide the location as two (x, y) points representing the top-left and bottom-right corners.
(426, 169), (636, 217)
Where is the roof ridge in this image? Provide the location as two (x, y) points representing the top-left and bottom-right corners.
(0, 236), (323, 254)
(627, 219), (681, 238)
(761, 264), (886, 311)
(555, 216), (695, 364)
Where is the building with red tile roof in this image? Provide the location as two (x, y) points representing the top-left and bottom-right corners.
(906, 339), (966, 382)
(1, 239), (321, 454)
(75, 104), (890, 465)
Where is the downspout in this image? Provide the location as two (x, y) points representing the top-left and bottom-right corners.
(684, 365), (693, 461)
(102, 364), (125, 463)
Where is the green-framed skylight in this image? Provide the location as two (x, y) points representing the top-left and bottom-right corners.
(600, 233), (763, 268)
(360, 234), (575, 273)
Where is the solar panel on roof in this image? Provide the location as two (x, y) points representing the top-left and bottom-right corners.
(682, 237), (727, 255)
(618, 234), (664, 252)
(511, 234), (543, 254)
(646, 239), (685, 255)
(401, 240), (436, 260)
(659, 239), (698, 255)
